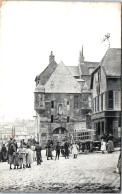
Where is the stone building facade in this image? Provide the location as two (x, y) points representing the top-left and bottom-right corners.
(34, 49), (98, 144)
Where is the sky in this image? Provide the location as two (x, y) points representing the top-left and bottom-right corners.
(0, 1), (121, 122)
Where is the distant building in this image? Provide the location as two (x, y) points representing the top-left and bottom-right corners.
(90, 48), (121, 139)
(0, 119), (36, 143)
(34, 49), (98, 144)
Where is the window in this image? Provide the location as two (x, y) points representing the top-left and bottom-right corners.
(67, 101), (69, 105)
(114, 91), (121, 110)
(94, 98), (96, 112)
(67, 101), (70, 111)
(97, 96), (99, 112)
(96, 97), (98, 112)
(51, 101), (54, 108)
(98, 69), (101, 82)
(99, 95), (101, 111)
(102, 121), (104, 133)
(103, 93), (105, 110)
(51, 115), (53, 123)
(101, 93), (103, 110)
(108, 91), (113, 109)
(88, 96), (91, 108)
(67, 116), (70, 123)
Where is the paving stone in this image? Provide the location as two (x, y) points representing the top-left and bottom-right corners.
(0, 150), (120, 193)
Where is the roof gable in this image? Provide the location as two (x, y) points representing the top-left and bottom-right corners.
(100, 48), (121, 77)
(90, 48), (121, 89)
(45, 61), (82, 93)
(35, 60), (58, 85)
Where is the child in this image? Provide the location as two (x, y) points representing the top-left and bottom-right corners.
(101, 139), (106, 154)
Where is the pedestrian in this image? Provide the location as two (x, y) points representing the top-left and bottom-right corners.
(84, 144), (88, 154)
(35, 142), (42, 165)
(71, 142), (79, 158)
(31, 144), (36, 161)
(107, 134), (114, 153)
(1, 144), (7, 162)
(18, 144), (27, 169)
(13, 152), (19, 169)
(64, 140), (69, 159)
(8, 143), (16, 170)
(13, 139), (18, 152)
(100, 139), (106, 154)
(107, 140), (114, 153)
(55, 142), (60, 160)
(26, 145), (33, 168)
(46, 141), (53, 160)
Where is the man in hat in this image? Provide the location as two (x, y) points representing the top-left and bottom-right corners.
(55, 141), (61, 160)
(64, 140), (70, 159)
(35, 142), (42, 165)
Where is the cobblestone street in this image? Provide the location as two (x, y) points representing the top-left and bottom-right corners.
(0, 150), (120, 193)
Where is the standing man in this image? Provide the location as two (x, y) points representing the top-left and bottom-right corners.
(35, 142), (42, 165)
(1, 144), (7, 162)
(55, 142), (60, 160)
(8, 143), (16, 169)
(64, 140), (69, 159)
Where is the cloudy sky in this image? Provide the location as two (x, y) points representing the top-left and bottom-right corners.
(0, 1), (121, 122)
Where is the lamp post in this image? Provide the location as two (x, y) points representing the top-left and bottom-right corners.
(33, 115), (38, 141)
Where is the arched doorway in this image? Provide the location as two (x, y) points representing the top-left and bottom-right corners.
(53, 127), (68, 140)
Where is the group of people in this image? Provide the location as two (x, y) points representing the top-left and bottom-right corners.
(0, 133), (118, 170)
(100, 133), (114, 154)
(46, 140), (79, 160)
(0, 138), (42, 170)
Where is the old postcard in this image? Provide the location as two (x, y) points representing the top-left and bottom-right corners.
(0, 1), (121, 193)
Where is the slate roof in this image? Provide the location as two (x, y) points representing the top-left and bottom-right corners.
(84, 61), (99, 68)
(67, 62), (99, 76)
(66, 66), (79, 77)
(100, 48), (121, 77)
(35, 60), (58, 85)
(80, 62), (99, 75)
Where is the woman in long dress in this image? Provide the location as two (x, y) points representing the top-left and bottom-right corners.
(107, 140), (114, 153)
(18, 145), (27, 169)
(101, 139), (106, 154)
(71, 142), (79, 158)
(26, 145), (33, 168)
(31, 145), (36, 161)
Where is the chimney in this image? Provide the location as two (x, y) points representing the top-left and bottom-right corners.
(49, 51), (55, 63)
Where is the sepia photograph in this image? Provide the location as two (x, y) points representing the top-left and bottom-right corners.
(0, 1), (121, 193)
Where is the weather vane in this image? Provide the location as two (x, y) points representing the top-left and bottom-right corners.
(101, 33), (110, 49)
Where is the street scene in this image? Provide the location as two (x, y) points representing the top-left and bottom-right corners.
(0, 144), (120, 193)
(0, 1), (121, 194)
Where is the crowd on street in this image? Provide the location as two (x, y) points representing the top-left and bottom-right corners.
(0, 133), (120, 175)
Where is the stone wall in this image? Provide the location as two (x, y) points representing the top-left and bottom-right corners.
(35, 92), (92, 136)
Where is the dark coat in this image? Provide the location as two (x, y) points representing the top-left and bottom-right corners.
(64, 142), (69, 156)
